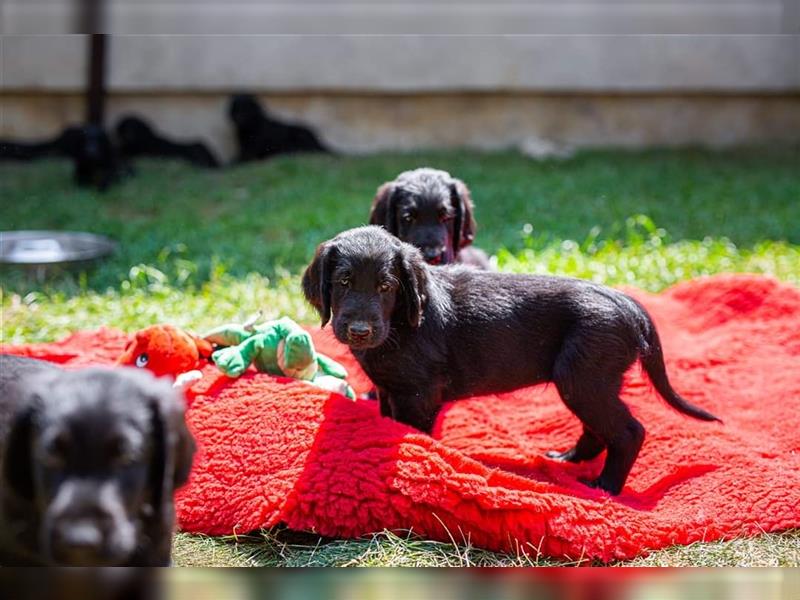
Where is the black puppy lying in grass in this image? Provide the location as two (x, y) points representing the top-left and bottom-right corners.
(1, 125), (127, 191)
(302, 226), (720, 495)
(0, 127), (82, 161)
(116, 115), (220, 169)
(370, 168), (491, 268)
(228, 94), (329, 163)
(0, 355), (195, 566)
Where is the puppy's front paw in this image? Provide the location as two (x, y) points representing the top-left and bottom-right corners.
(173, 369), (203, 389)
(579, 476), (621, 496)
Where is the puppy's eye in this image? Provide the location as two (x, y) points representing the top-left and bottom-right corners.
(339, 278), (350, 288)
(402, 214), (415, 224)
(107, 439), (136, 467)
(135, 353), (149, 368)
(378, 282), (393, 293)
(41, 432), (69, 468)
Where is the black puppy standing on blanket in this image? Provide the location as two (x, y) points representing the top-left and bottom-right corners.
(0, 355), (195, 566)
(370, 168), (491, 269)
(302, 227), (720, 495)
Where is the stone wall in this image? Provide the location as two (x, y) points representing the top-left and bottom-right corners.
(2, 92), (799, 162)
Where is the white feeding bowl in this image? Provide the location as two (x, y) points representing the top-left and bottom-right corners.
(0, 230), (117, 267)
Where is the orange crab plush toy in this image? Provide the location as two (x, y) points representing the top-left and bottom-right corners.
(116, 324), (213, 382)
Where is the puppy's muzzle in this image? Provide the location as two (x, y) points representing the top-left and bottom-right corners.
(347, 321), (373, 344)
(50, 518), (109, 565)
(45, 480), (137, 566)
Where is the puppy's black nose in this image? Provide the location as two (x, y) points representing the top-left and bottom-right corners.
(422, 247), (445, 264)
(347, 322), (372, 341)
(59, 522), (102, 547)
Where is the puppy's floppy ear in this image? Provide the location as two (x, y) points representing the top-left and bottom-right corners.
(369, 183), (398, 234)
(1, 403), (37, 502)
(450, 178), (477, 253)
(302, 241), (337, 327)
(397, 243), (429, 328)
(146, 376), (195, 509)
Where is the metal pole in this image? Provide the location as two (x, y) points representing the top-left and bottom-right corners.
(76, 0), (108, 126)
(86, 33), (107, 126)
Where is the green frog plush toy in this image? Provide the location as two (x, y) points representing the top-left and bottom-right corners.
(203, 315), (355, 399)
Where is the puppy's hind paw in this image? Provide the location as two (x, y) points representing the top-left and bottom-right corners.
(546, 448), (577, 462)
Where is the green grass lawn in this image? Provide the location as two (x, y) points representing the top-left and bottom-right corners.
(1, 148), (799, 566)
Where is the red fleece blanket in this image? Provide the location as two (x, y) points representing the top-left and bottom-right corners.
(3, 274), (799, 561)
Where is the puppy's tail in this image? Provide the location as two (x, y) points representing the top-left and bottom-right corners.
(636, 303), (722, 423)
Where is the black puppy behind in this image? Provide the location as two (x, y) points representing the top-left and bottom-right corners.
(116, 115), (220, 168)
(0, 355), (195, 566)
(370, 168), (490, 268)
(1, 125), (126, 190)
(72, 125), (128, 191)
(302, 227), (720, 495)
(229, 94), (329, 163)
(0, 127), (83, 162)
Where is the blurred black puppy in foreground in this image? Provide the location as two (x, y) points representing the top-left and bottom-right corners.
(116, 115), (220, 168)
(370, 168), (490, 268)
(0, 355), (195, 566)
(302, 227), (720, 495)
(228, 94), (329, 163)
